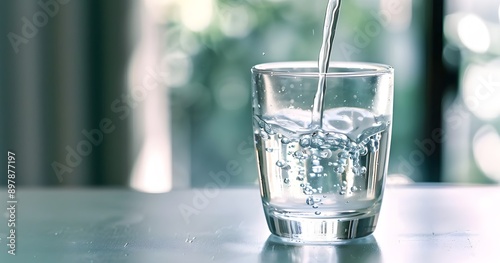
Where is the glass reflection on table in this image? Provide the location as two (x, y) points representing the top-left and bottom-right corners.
(259, 234), (381, 263)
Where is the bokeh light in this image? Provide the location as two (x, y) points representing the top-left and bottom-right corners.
(219, 5), (255, 38)
(498, 4), (500, 23)
(473, 125), (500, 182)
(214, 75), (249, 111)
(180, 0), (214, 32)
(457, 14), (490, 53)
(160, 51), (192, 88)
(462, 62), (500, 120)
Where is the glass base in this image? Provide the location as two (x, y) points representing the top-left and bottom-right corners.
(264, 209), (379, 243)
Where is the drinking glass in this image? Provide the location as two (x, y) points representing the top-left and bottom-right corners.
(251, 61), (394, 242)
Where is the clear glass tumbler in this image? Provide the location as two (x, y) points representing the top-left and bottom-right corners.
(251, 62), (394, 242)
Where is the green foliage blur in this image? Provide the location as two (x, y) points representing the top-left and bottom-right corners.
(157, 0), (426, 186)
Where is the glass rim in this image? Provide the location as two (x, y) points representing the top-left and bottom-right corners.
(251, 61), (393, 77)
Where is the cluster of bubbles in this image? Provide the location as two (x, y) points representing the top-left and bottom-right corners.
(257, 121), (381, 177)
(255, 115), (384, 213)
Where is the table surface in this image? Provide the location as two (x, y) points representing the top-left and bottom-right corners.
(1, 184), (500, 263)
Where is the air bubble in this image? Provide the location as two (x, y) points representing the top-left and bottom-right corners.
(276, 160), (286, 167)
(264, 123), (274, 135)
(339, 191), (346, 195)
(351, 186), (358, 192)
(299, 135), (311, 147)
(281, 137), (291, 144)
(276, 161), (290, 170)
(311, 138), (324, 148)
(306, 197), (315, 206)
(333, 166), (345, 174)
(315, 211), (321, 215)
(338, 151), (349, 159)
(303, 185), (313, 195)
(312, 166), (324, 173)
(360, 146), (368, 156)
(265, 148), (273, 152)
(327, 133), (348, 145)
(320, 149), (332, 158)
(312, 159), (320, 166)
(312, 204), (319, 209)
(293, 151), (307, 160)
(310, 132), (325, 148)
(296, 175), (304, 181)
(284, 178), (290, 184)
(309, 173), (316, 178)
(259, 130), (269, 140)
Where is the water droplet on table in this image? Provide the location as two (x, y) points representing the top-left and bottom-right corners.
(185, 235), (196, 243)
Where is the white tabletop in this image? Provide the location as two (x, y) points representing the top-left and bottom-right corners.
(0, 184), (499, 262)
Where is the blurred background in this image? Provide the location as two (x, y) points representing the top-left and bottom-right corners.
(1, 0), (499, 191)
